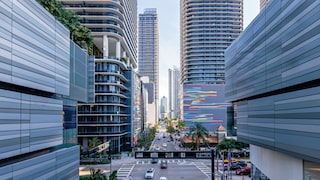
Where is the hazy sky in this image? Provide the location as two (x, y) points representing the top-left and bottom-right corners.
(137, 0), (260, 100)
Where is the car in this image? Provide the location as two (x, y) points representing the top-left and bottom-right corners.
(145, 168), (155, 179)
(159, 177), (168, 180)
(151, 158), (158, 164)
(160, 160), (168, 169)
(236, 167), (251, 175)
(230, 161), (247, 170)
(162, 143), (167, 147)
(224, 158), (238, 164)
(157, 137), (161, 140)
(155, 147), (161, 151)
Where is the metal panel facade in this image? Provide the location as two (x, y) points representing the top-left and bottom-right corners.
(225, 0), (320, 163)
(0, 0), (70, 96)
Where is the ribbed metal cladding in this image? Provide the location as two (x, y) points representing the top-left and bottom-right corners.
(180, 0), (243, 85)
(225, 0), (320, 164)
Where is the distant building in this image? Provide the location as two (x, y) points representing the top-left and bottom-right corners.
(141, 76), (156, 128)
(138, 8), (159, 124)
(160, 96), (168, 120)
(168, 66), (181, 119)
(226, 1), (320, 179)
(180, 0), (243, 131)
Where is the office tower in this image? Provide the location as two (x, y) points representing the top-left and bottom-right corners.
(61, 0), (138, 153)
(168, 66), (181, 119)
(0, 0), (91, 178)
(225, 1), (320, 179)
(160, 96), (168, 120)
(138, 8), (159, 124)
(260, 0), (270, 11)
(180, 0), (243, 131)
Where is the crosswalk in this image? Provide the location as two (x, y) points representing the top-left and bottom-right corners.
(194, 162), (212, 177)
(117, 164), (135, 179)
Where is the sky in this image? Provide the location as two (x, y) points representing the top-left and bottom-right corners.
(137, 0), (260, 100)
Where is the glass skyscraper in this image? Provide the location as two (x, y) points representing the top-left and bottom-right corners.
(138, 8), (159, 123)
(180, 0), (243, 131)
(61, 0), (138, 153)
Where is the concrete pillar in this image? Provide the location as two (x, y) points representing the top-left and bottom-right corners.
(103, 35), (108, 59)
(83, 137), (88, 152)
(116, 41), (121, 59)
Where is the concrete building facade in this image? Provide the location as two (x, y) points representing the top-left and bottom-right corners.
(225, 1), (320, 179)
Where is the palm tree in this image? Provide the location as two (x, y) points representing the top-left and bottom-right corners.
(189, 122), (209, 150)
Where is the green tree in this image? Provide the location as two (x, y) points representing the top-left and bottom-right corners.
(217, 138), (249, 151)
(166, 125), (175, 134)
(177, 120), (186, 132)
(88, 168), (107, 180)
(189, 122), (209, 150)
(88, 137), (102, 149)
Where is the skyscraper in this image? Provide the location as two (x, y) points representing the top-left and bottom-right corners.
(138, 8), (159, 124)
(180, 0), (243, 131)
(61, 0), (138, 152)
(168, 66), (181, 119)
(160, 96), (168, 120)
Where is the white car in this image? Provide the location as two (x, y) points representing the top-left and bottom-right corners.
(145, 168), (155, 179)
(155, 147), (161, 151)
(162, 143), (167, 147)
(159, 177), (168, 180)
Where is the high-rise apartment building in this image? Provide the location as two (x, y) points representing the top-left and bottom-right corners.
(226, 1), (320, 179)
(180, 0), (243, 131)
(168, 66), (181, 119)
(260, 0), (270, 11)
(138, 8), (159, 124)
(61, 0), (138, 153)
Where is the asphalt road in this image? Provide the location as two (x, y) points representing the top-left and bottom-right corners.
(129, 160), (209, 180)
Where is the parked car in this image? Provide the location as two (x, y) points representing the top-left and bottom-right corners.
(145, 168), (155, 179)
(151, 158), (158, 164)
(236, 167), (251, 175)
(160, 160), (168, 169)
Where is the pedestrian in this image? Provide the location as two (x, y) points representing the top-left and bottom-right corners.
(128, 175), (132, 180)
